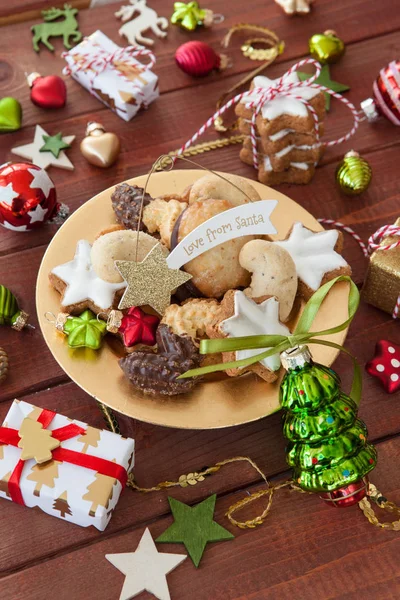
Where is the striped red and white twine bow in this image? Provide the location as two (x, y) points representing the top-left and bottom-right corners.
(177, 58), (361, 169)
(319, 219), (400, 319)
(62, 41), (156, 99)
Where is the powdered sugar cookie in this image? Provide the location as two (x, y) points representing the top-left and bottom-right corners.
(188, 173), (261, 206)
(275, 222), (351, 299)
(49, 240), (126, 315)
(91, 229), (164, 283)
(239, 240), (297, 322)
(207, 290), (290, 382)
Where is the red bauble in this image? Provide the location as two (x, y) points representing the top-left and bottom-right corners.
(28, 73), (67, 109)
(320, 478), (368, 508)
(175, 41), (227, 77)
(361, 60), (400, 125)
(366, 339), (400, 393)
(119, 307), (160, 347)
(0, 162), (64, 232)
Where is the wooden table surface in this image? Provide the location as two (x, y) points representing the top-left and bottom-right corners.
(1, 1), (400, 598)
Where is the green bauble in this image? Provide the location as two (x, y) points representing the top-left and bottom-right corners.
(280, 346), (377, 494)
(0, 284), (21, 327)
(64, 309), (107, 350)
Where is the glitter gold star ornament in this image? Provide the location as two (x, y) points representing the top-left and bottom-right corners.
(116, 244), (193, 315)
(12, 125), (75, 170)
(106, 528), (187, 600)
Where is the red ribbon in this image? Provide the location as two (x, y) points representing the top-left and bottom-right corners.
(0, 408), (128, 506)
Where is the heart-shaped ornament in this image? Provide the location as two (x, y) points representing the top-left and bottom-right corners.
(28, 73), (67, 109)
(80, 122), (120, 168)
(309, 30), (345, 65)
(0, 97), (22, 132)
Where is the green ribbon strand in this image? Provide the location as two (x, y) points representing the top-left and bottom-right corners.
(179, 276), (361, 405)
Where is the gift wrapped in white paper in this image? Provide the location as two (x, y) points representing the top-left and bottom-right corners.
(0, 400), (134, 531)
(63, 30), (159, 121)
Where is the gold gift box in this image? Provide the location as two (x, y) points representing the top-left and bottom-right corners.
(362, 218), (400, 315)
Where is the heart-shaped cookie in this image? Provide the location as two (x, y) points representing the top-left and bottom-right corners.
(0, 97), (22, 132)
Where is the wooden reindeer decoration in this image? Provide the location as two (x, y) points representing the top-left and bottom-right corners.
(115, 0), (168, 47)
(31, 4), (82, 52)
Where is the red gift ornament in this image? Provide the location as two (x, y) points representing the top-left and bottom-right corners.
(27, 72), (67, 109)
(0, 162), (68, 232)
(175, 40), (228, 77)
(119, 306), (159, 347)
(361, 60), (400, 125)
(319, 478), (369, 508)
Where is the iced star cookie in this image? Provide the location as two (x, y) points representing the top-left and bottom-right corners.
(235, 72), (326, 136)
(238, 120), (325, 152)
(49, 240), (126, 315)
(241, 137), (324, 173)
(252, 156), (316, 185)
(207, 290), (290, 382)
(275, 222), (351, 299)
(239, 240), (297, 322)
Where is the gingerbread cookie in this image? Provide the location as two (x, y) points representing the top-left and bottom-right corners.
(161, 299), (220, 338)
(235, 72), (326, 137)
(242, 136), (324, 173)
(249, 154), (316, 186)
(188, 173), (261, 206)
(91, 229), (163, 283)
(49, 240), (126, 315)
(207, 290), (290, 382)
(275, 222), (351, 299)
(174, 198), (257, 298)
(239, 240), (297, 322)
(238, 120), (325, 152)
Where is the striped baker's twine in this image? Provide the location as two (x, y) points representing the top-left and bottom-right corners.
(176, 58), (360, 169)
(319, 219), (400, 319)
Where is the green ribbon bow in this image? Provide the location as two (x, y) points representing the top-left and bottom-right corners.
(171, 1), (207, 31)
(179, 276), (362, 405)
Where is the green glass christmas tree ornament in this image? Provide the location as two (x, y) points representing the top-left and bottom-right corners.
(63, 309), (106, 350)
(280, 345), (377, 507)
(0, 285), (29, 331)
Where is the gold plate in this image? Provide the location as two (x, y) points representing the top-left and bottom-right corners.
(36, 170), (349, 430)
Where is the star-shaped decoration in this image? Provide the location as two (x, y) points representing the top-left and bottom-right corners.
(28, 167), (55, 198)
(40, 132), (71, 159)
(51, 240), (126, 311)
(156, 494), (234, 567)
(0, 182), (19, 207)
(12, 125), (75, 171)
(27, 204), (48, 224)
(220, 292), (290, 372)
(366, 339), (400, 393)
(106, 528), (186, 600)
(275, 222), (348, 292)
(119, 306), (160, 347)
(116, 244), (193, 315)
(64, 309), (107, 350)
(297, 65), (350, 111)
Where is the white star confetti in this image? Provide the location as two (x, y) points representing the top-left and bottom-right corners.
(28, 167), (55, 198)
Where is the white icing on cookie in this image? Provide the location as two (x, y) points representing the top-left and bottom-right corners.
(263, 157), (310, 172)
(275, 222), (348, 290)
(241, 72), (320, 120)
(220, 292), (290, 371)
(269, 128), (295, 141)
(52, 240), (126, 309)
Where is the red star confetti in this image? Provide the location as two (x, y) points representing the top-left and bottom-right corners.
(119, 307), (159, 348)
(366, 340), (400, 393)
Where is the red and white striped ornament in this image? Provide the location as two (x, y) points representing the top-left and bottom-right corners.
(361, 60), (400, 125)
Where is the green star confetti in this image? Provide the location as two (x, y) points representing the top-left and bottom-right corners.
(297, 64), (350, 111)
(64, 309), (106, 350)
(40, 132), (71, 158)
(156, 494), (234, 567)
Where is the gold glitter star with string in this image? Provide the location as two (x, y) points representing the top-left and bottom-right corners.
(115, 244), (193, 315)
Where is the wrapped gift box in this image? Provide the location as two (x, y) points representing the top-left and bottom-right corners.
(63, 30), (159, 121)
(363, 218), (400, 315)
(0, 400), (134, 530)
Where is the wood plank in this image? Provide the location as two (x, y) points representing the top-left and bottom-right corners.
(1, 29), (399, 257)
(1, 435), (399, 599)
(0, 298), (399, 574)
(1, 0), (400, 130)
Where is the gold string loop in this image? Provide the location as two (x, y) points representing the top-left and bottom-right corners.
(359, 483), (400, 530)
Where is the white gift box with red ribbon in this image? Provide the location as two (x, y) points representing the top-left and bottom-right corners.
(63, 30), (159, 121)
(0, 400), (135, 530)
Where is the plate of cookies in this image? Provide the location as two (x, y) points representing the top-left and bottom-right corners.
(36, 169), (352, 429)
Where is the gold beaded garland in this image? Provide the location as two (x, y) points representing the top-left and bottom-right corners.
(335, 151), (372, 195)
